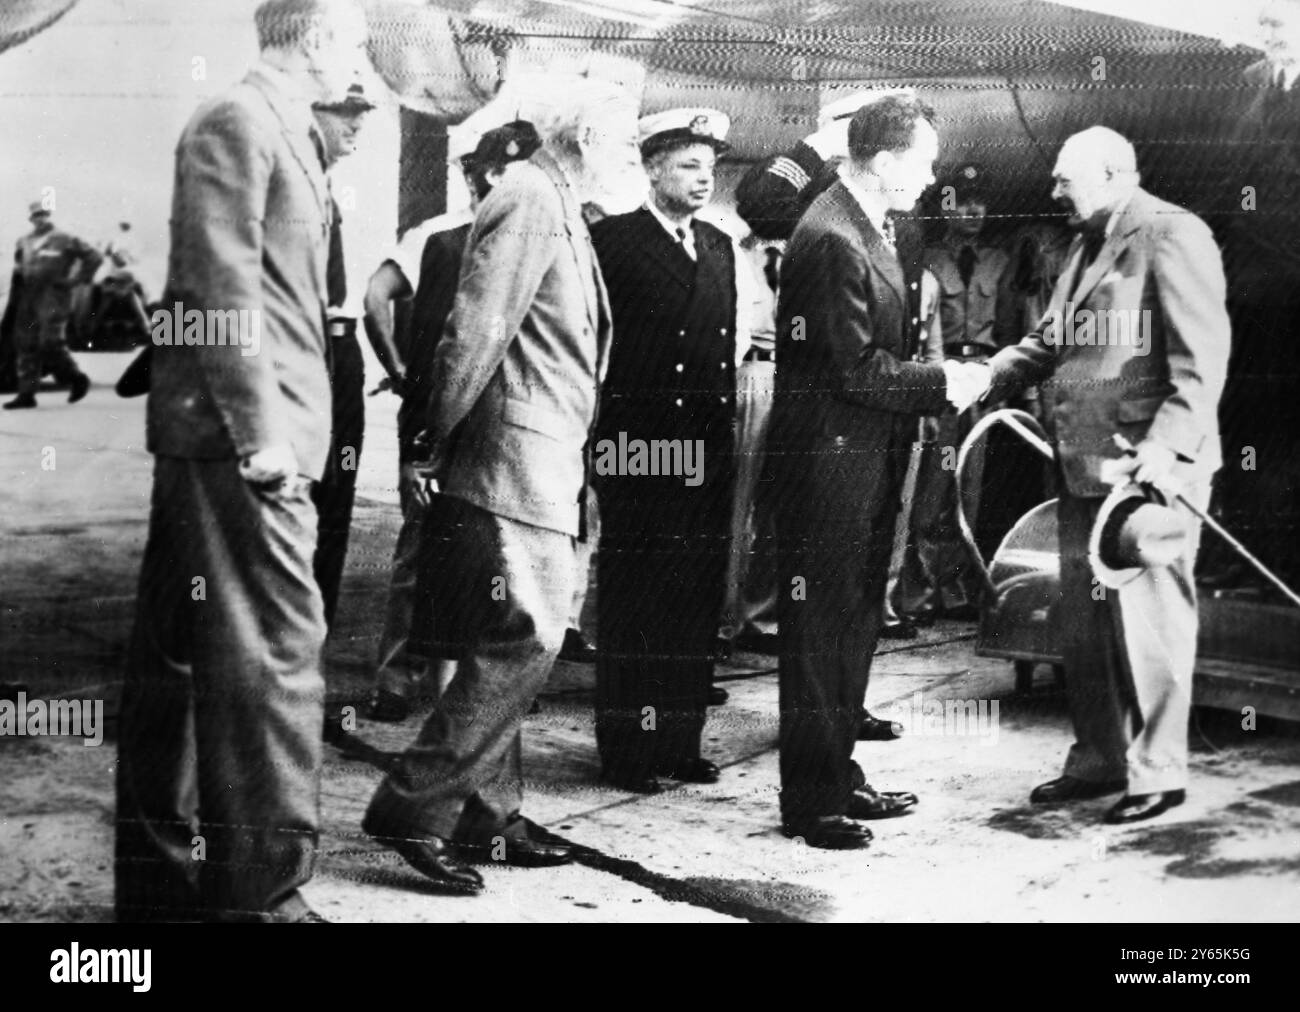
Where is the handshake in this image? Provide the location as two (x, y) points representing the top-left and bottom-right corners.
(942, 360), (992, 414)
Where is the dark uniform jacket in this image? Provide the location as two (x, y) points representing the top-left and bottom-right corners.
(591, 207), (737, 496)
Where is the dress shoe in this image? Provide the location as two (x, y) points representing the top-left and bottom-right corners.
(368, 689), (411, 723)
(708, 684), (729, 706)
(362, 813), (485, 894)
(712, 637), (733, 661)
(1104, 790), (1185, 824)
(845, 786), (918, 820)
(734, 630), (780, 655)
(658, 757), (721, 784)
(528, 698), (542, 715)
(783, 815), (873, 850)
(857, 710), (903, 741)
(1029, 775), (1127, 805)
(905, 610), (936, 628)
(879, 619), (918, 640)
(68, 372), (90, 403)
(601, 769), (662, 794)
(558, 628), (598, 663)
(3, 394), (36, 410)
(453, 833), (573, 868)
(939, 603), (980, 622)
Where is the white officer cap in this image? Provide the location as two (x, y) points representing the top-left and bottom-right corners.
(638, 107), (730, 158)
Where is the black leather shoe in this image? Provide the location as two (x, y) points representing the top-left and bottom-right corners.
(857, 710), (903, 741)
(734, 631), (780, 655)
(659, 757), (721, 784)
(879, 620), (918, 640)
(453, 834), (573, 868)
(601, 769), (662, 794)
(845, 786), (918, 820)
(904, 611), (936, 628)
(783, 815), (873, 850)
(68, 373), (90, 403)
(1104, 790), (1185, 824)
(558, 628), (598, 663)
(362, 814), (485, 894)
(368, 690), (411, 723)
(3, 394), (36, 410)
(708, 684), (729, 706)
(1029, 775), (1127, 805)
(712, 637), (733, 661)
(939, 603), (980, 622)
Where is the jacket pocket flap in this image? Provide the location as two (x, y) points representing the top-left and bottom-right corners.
(502, 398), (567, 439)
(1116, 394), (1166, 423)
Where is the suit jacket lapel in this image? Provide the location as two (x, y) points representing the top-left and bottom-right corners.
(830, 181), (906, 307)
(247, 67), (329, 226)
(1071, 190), (1146, 307)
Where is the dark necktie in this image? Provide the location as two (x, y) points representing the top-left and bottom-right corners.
(326, 196), (346, 309)
(881, 214), (897, 249)
(957, 244), (977, 288)
(763, 246), (781, 294)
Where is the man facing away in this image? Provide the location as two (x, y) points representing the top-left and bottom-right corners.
(361, 78), (641, 892)
(115, 0), (368, 923)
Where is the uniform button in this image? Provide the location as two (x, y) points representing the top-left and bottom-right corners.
(911, 317), (919, 325)
(719, 361), (727, 369)
(719, 396), (727, 404)
(679, 329), (686, 337)
(675, 398), (683, 407)
(910, 281), (918, 290)
(675, 363), (684, 372)
(720, 328), (727, 335)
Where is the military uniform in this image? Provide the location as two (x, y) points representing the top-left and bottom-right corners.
(8, 218), (100, 402)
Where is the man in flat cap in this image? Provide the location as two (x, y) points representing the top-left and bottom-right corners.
(361, 120), (541, 722)
(4, 201), (101, 410)
(362, 78), (639, 889)
(986, 126), (1230, 824)
(896, 162), (1012, 632)
(590, 108), (754, 792)
(310, 81), (376, 633)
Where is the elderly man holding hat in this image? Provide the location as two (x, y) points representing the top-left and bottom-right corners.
(4, 200), (101, 409)
(984, 126), (1231, 824)
(590, 107), (752, 792)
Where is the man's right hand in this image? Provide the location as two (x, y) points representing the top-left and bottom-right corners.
(399, 462), (432, 510)
(239, 444), (297, 488)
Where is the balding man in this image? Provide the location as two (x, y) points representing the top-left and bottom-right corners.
(986, 127), (1230, 824)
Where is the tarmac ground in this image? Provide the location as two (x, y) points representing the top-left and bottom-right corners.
(2, 352), (1299, 923)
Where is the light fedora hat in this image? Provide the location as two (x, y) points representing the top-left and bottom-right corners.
(1088, 480), (1190, 589)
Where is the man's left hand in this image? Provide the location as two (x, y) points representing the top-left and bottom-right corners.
(1111, 439), (1178, 487)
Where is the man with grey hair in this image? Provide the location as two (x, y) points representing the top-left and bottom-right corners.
(362, 77), (638, 890)
(986, 126), (1230, 824)
(115, 0), (368, 922)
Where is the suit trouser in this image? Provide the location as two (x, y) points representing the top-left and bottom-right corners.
(897, 409), (984, 615)
(776, 491), (896, 828)
(366, 503), (577, 843)
(374, 477), (431, 697)
(1056, 481), (1208, 794)
(15, 310), (83, 396)
(720, 358), (779, 640)
(312, 330), (365, 629)
(115, 457), (326, 922)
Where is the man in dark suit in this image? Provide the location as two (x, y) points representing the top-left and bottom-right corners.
(362, 78), (639, 890)
(590, 108), (743, 793)
(115, 0), (369, 922)
(986, 127), (1230, 824)
(770, 94), (986, 849)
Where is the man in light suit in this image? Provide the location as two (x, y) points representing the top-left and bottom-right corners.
(362, 79), (640, 890)
(986, 127), (1230, 824)
(115, 0), (368, 923)
(770, 94), (986, 850)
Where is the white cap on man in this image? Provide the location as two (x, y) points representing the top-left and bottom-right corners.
(638, 107), (731, 159)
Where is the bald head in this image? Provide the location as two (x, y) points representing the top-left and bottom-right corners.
(1051, 126), (1139, 230)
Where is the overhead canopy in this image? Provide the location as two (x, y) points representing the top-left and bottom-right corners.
(0, 0), (80, 57)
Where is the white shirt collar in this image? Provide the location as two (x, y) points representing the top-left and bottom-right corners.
(645, 198), (696, 259)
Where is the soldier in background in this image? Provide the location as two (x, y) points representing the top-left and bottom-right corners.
(897, 163), (1010, 627)
(4, 201), (100, 410)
